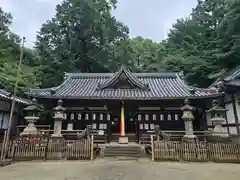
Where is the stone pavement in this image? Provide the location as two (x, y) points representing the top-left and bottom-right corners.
(0, 159), (240, 180)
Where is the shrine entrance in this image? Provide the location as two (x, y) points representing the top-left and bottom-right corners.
(108, 102), (138, 142)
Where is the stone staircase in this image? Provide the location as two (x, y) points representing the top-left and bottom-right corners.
(103, 143), (142, 159)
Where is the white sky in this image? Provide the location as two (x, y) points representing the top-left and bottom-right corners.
(0, 0), (198, 47)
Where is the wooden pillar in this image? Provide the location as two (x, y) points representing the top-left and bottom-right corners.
(222, 95), (230, 134)
(202, 103), (209, 131)
(231, 93), (240, 134)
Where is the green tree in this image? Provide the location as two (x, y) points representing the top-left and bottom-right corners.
(36, 0), (129, 88)
(161, 0), (229, 87)
(0, 7), (39, 94)
(212, 0), (240, 69)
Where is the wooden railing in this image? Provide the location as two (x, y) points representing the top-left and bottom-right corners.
(151, 137), (240, 162)
(140, 130), (212, 145)
(5, 135), (95, 161)
(36, 130), (108, 144)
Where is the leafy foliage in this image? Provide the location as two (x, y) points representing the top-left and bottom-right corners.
(35, 0), (129, 88)
(0, 7), (40, 94)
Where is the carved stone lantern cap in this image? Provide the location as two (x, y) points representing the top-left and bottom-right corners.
(24, 98), (42, 112)
(181, 99), (195, 111)
(53, 100), (66, 112)
(206, 100), (227, 113)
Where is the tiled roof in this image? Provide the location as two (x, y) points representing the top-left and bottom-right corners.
(0, 89), (30, 104)
(209, 66), (240, 88)
(225, 79), (240, 87)
(27, 67), (222, 100)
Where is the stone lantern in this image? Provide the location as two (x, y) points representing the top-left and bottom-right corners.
(21, 98), (42, 136)
(51, 100), (66, 138)
(206, 100), (228, 137)
(181, 99), (196, 140)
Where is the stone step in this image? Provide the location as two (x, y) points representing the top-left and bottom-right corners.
(104, 152), (141, 156)
(105, 146), (140, 149)
(104, 153), (141, 157)
(104, 150), (141, 154)
(103, 144), (142, 157)
(103, 156), (140, 160)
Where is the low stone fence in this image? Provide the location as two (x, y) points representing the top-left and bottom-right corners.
(4, 136), (94, 161)
(152, 139), (240, 162)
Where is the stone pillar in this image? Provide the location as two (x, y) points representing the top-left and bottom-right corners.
(181, 99), (197, 140)
(207, 100), (228, 138)
(51, 100), (66, 138)
(21, 98), (41, 136)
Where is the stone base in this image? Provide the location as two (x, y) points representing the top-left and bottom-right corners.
(230, 135), (240, 144)
(0, 159), (12, 167)
(182, 134), (198, 142)
(118, 136), (128, 144)
(51, 134), (63, 138)
(20, 127), (38, 136)
(207, 134), (230, 143)
(212, 132), (229, 137)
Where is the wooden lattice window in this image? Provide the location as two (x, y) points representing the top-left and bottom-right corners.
(70, 113), (75, 120)
(85, 113), (89, 120)
(99, 123), (107, 129)
(160, 114), (164, 121)
(138, 114), (142, 121)
(175, 114), (179, 120)
(167, 114), (171, 121)
(145, 114), (149, 121)
(67, 123), (73, 130)
(92, 123), (97, 129)
(92, 113), (96, 120)
(152, 114), (156, 121)
(100, 114), (103, 120)
(107, 114), (111, 121)
(77, 113), (81, 120)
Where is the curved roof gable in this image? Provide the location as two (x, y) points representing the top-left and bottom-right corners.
(97, 66), (149, 90)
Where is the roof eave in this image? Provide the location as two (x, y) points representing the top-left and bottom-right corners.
(30, 93), (224, 100)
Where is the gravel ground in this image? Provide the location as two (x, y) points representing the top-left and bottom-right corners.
(1, 159), (240, 180)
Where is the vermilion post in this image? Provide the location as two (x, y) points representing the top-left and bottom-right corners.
(120, 103), (125, 136)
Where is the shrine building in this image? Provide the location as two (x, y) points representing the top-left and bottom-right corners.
(25, 66), (224, 142)
(0, 89), (30, 140)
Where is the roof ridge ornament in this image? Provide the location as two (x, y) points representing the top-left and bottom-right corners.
(179, 70), (184, 79)
(189, 88), (196, 95)
(97, 65), (149, 90)
(63, 72), (68, 80)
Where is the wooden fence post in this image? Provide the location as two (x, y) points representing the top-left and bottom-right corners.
(151, 135), (154, 161)
(44, 137), (50, 161)
(90, 135), (94, 160)
(0, 130), (7, 161)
